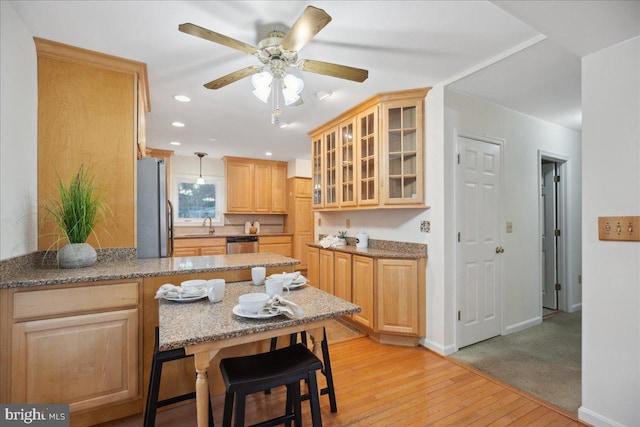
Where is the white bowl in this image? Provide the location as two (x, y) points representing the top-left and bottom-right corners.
(238, 293), (270, 314)
(268, 273), (295, 288)
(181, 279), (207, 289)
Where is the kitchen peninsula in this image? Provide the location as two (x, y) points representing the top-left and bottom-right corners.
(0, 252), (300, 426)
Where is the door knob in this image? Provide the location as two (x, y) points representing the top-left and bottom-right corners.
(495, 246), (504, 254)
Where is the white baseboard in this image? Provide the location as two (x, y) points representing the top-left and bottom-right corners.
(504, 316), (542, 334)
(579, 406), (626, 427)
(420, 338), (456, 356)
(570, 303), (582, 312)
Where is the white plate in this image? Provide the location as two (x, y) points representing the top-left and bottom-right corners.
(163, 291), (207, 302)
(233, 304), (280, 319)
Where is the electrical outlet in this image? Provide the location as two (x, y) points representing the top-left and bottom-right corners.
(420, 221), (430, 233)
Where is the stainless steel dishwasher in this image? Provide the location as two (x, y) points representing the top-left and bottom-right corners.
(226, 235), (259, 254)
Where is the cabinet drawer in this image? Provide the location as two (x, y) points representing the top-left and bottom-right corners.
(174, 237), (225, 248)
(13, 282), (139, 321)
(259, 235), (292, 245)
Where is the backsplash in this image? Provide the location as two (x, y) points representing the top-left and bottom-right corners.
(318, 234), (427, 256)
(0, 247), (137, 278)
(175, 214), (285, 236)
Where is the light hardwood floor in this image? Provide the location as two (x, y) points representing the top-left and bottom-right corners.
(99, 337), (583, 426)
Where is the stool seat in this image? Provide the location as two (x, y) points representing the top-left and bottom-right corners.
(220, 343), (323, 427)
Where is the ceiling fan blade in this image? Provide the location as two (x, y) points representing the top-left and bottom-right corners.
(204, 66), (261, 90)
(281, 6), (332, 52)
(179, 23), (258, 56)
(299, 59), (369, 83)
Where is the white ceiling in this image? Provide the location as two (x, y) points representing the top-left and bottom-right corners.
(9, 1), (640, 162)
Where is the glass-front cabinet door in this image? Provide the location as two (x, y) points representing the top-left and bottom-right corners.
(357, 106), (379, 206)
(324, 127), (338, 208)
(311, 134), (323, 208)
(381, 99), (424, 204)
(339, 118), (357, 207)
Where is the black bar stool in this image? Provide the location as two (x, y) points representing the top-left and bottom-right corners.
(220, 343), (323, 427)
(144, 326), (214, 427)
(269, 328), (337, 412)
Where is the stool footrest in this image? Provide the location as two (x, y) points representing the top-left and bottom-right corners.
(157, 392), (196, 408)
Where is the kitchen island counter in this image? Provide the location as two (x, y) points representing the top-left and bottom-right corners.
(1, 252), (300, 289)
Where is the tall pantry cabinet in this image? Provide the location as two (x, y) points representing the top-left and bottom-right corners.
(285, 177), (314, 272)
(35, 38), (150, 250)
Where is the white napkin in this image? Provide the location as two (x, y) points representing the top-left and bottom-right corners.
(155, 283), (204, 299)
(259, 295), (304, 319)
(319, 235), (341, 249)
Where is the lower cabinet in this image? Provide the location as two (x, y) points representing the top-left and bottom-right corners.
(5, 280), (142, 426)
(333, 252), (352, 302)
(352, 255), (375, 330)
(377, 258), (420, 335)
(318, 249), (335, 295)
(258, 235), (292, 257)
(306, 246), (426, 346)
(174, 237), (226, 256)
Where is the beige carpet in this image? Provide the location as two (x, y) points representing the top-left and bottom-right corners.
(450, 311), (581, 414)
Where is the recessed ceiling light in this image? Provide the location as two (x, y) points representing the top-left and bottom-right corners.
(169, 141), (181, 146)
(208, 138), (217, 142)
(279, 122), (289, 128)
(171, 121), (185, 127)
(315, 91), (332, 100)
(173, 95), (191, 102)
(265, 152), (273, 156)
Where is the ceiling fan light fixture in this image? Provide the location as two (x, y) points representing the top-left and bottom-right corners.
(252, 71), (273, 103)
(282, 73), (304, 105)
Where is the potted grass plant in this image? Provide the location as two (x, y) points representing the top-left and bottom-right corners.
(45, 165), (109, 268)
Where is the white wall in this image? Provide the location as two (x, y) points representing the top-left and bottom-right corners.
(580, 36), (640, 427)
(0, 2), (38, 261)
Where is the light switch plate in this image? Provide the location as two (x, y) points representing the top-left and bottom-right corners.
(598, 216), (640, 241)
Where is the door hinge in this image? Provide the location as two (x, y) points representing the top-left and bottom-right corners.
(554, 175), (560, 183)
(458, 310), (461, 321)
(457, 232), (461, 242)
(554, 229), (561, 237)
(457, 153), (461, 164)
(555, 283), (562, 291)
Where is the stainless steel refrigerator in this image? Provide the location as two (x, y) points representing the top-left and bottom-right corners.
(137, 157), (173, 258)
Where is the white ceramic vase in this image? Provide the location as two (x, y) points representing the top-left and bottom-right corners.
(58, 242), (97, 269)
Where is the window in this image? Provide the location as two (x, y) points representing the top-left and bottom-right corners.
(172, 174), (224, 225)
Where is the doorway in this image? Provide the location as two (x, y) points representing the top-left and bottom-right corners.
(539, 153), (567, 315)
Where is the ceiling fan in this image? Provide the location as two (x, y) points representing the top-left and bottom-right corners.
(178, 5), (369, 91)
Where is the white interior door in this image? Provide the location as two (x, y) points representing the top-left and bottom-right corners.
(456, 135), (502, 349)
(541, 162), (558, 309)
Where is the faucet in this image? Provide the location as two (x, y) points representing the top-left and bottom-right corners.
(202, 216), (214, 235)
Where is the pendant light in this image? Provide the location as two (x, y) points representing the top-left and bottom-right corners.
(195, 152), (207, 185)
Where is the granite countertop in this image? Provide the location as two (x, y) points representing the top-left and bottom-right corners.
(1, 253), (300, 289)
(159, 280), (361, 351)
(306, 242), (427, 259)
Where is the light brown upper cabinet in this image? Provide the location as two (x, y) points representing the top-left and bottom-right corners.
(309, 88), (430, 211)
(35, 38), (150, 250)
(223, 157), (287, 214)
